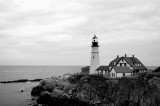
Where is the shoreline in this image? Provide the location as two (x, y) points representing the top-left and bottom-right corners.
(0, 79), (42, 84)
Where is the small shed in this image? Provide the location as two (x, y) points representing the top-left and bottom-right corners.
(81, 66), (90, 75)
(96, 66), (109, 75)
(110, 66), (132, 78)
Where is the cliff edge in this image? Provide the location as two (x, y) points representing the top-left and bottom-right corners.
(31, 72), (160, 106)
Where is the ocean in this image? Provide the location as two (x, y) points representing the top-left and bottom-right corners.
(0, 66), (83, 106)
(0, 65), (158, 106)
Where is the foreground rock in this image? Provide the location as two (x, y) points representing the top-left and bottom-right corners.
(31, 73), (160, 106)
(31, 76), (91, 106)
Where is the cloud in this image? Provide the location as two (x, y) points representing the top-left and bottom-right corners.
(0, 0), (160, 65)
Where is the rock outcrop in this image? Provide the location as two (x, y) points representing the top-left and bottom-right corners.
(0, 79), (42, 83)
(31, 73), (160, 106)
(153, 67), (160, 72)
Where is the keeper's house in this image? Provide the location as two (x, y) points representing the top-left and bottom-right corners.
(109, 54), (147, 73)
(81, 54), (147, 78)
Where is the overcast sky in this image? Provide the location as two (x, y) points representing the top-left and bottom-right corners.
(0, 0), (160, 66)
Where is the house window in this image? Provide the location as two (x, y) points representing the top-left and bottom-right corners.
(122, 59), (124, 62)
(124, 63), (127, 66)
(123, 73), (125, 76)
(100, 70), (103, 74)
(112, 73), (115, 77)
(120, 63), (122, 67)
(135, 63), (137, 66)
(93, 56), (94, 59)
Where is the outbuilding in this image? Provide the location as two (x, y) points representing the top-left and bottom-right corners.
(110, 66), (132, 78)
(96, 66), (109, 76)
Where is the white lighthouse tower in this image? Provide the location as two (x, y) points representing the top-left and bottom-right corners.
(89, 35), (100, 74)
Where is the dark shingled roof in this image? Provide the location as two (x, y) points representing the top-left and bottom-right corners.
(112, 66), (132, 73)
(122, 57), (147, 70)
(96, 66), (109, 71)
(109, 55), (147, 71)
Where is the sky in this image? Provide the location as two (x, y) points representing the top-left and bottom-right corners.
(0, 0), (160, 66)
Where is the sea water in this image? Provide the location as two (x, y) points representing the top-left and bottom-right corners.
(0, 66), (83, 106)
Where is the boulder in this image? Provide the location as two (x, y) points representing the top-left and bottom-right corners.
(31, 86), (44, 96)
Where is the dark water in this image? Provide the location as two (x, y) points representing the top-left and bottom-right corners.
(0, 66), (83, 106)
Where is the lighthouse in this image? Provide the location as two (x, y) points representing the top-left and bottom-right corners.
(89, 35), (100, 74)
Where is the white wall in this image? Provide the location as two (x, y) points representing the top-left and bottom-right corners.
(110, 68), (132, 78)
(110, 69), (116, 78)
(90, 47), (100, 74)
(103, 70), (105, 75)
(116, 73), (131, 78)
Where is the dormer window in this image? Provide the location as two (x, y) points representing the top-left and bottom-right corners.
(135, 63), (141, 66)
(122, 59), (124, 62)
(112, 62), (116, 66)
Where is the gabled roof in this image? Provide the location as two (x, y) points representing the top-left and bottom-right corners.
(109, 55), (147, 71)
(96, 66), (109, 71)
(112, 66), (132, 73)
(109, 57), (120, 67)
(122, 57), (147, 70)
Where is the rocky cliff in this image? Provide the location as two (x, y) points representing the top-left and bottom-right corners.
(31, 72), (160, 106)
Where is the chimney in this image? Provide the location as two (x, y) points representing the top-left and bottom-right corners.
(125, 54), (127, 57)
(132, 55), (134, 58)
(117, 55), (119, 58)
